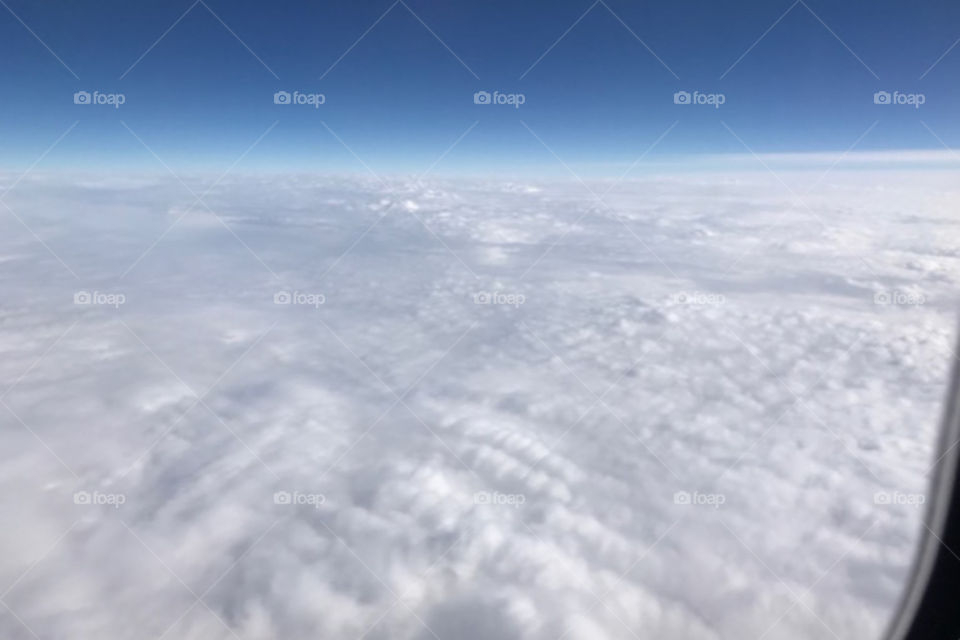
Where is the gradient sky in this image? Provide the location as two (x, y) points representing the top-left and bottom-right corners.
(1, 0), (958, 175)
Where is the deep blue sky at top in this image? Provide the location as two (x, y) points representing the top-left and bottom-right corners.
(0, 0), (958, 175)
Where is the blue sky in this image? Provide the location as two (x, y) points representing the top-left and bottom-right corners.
(1, 0), (958, 175)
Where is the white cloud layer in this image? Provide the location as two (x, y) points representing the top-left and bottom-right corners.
(0, 169), (957, 639)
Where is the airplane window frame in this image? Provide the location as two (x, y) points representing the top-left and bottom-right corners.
(885, 336), (960, 640)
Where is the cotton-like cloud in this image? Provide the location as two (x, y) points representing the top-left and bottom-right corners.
(0, 169), (955, 639)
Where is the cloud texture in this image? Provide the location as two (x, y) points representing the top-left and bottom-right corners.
(0, 169), (956, 639)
